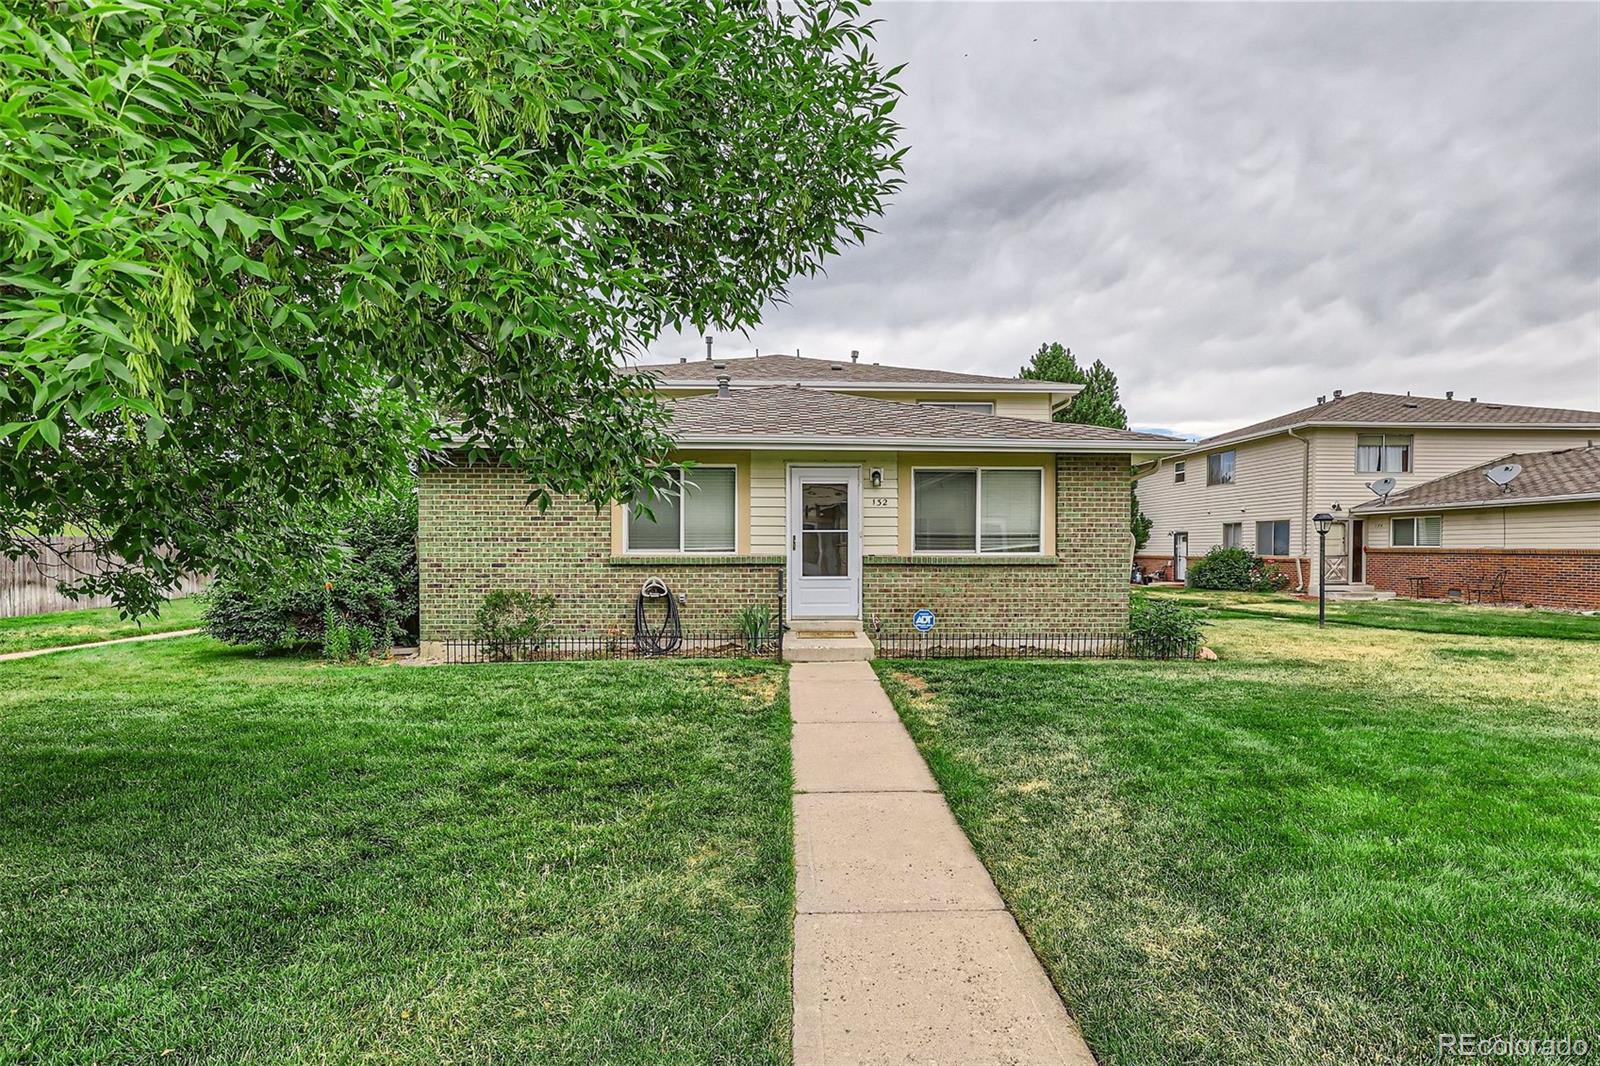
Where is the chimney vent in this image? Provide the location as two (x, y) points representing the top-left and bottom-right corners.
(712, 361), (726, 371)
(795, 347), (801, 359)
(1469, 397), (1478, 404)
(679, 357), (686, 364)
(1333, 389), (1342, 399)
(1446, 390), (1454, 400)
(1317, 396), (1326, 405)
(704, 336), (713, 361)
(850, 350), (859, 363)
(716, 375), (730, 398)
(830, 363), (843, 372)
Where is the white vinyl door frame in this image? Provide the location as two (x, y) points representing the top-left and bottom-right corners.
(786, 464), (863, 620)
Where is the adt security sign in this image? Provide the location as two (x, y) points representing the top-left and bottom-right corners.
(912, 608), (936, 633)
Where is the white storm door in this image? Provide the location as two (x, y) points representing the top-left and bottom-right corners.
(788, 466), (862, 619)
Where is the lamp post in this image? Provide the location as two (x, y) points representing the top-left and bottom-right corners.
(1313, 512), (1335, 627)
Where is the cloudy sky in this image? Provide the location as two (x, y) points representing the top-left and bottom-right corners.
(646, 1), (1600, 438)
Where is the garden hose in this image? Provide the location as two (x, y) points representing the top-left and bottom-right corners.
(633, 578), (682, 655)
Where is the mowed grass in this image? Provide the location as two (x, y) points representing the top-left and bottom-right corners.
(1146, 586), (1600, 641)
(877, 620), (1600, 1065)
(0, 639), (792, 1064)
(0, 596), (205, 655)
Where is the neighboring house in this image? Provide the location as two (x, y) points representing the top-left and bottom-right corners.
(1134, 391), (1600, 598)
(1351, 445), (1600, 610)
(418, 354), (1179, 654)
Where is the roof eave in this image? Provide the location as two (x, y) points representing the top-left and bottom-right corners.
(651, 380), (1085, 396)
(1352, 491), (1600, 515)
(672, 434), (1183, 454)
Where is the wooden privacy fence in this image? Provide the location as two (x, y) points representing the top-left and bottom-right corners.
(0, 538), (208, 618)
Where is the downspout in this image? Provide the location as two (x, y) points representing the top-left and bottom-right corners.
(1286, 427), (1311, 592)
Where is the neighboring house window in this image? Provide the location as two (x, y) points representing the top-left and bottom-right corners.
(1391, 515), (1442, 547)
(1356, 433), (1413, 473)
(1174, 461), (1186, 483)
(625, 467), (736, 552)
(1207, 450), (1236, 485)
(913, 469), (1043, 553)
(917, 401), (996, 415)
(1222, 522), (1242, 549)
(1254, 520), (1290, 556)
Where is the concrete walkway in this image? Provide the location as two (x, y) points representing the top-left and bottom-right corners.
(0, 627), (201, 662)
(790, 661), (1097, 1065)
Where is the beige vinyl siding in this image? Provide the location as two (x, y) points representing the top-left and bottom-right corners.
(749, 450), (900, 555)
(1308, 428), (1597, 522)
(654, 386), (1057, 422)
(1366, 502), (1600, 550)
(1136, 434), (1307, 556)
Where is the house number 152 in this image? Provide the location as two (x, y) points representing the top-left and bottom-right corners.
(869, 497), (891, 507)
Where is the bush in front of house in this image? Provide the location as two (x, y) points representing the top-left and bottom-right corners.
(1186, 546), (1289, 592)
(1129, 595), (1204, 657)
(204, 495), (418, 654)
(473, 590), (556, 660)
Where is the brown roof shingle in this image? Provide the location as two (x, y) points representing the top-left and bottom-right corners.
(668, 386), (1180, 451)
(1352, 445), (1600, 513)
(1195, 392), (1600, 451)
(631, 354), (1080, 390)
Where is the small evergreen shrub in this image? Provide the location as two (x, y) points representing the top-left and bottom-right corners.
(474, 590), (556, 660)
(1129, 596), (1204, 657)
(1187, 546), (1289, 592)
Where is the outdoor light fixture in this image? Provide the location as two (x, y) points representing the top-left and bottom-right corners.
(1313, 512), (1335, 627)
(870, 467), (883, 488)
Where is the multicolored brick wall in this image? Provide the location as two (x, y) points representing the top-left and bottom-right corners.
(419, 454), (1134, 645)
(1365, 548), (1600, 610)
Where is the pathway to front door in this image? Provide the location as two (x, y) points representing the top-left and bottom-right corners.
(789, 661), (1097, 1065)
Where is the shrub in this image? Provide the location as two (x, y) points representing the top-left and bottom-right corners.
(474, 590), (556, 660)
(1130, 596), (1204, 657)
(732, 605), (777, 651)
(1187, 546), (1289, 592)
(205, 495), (417, 653)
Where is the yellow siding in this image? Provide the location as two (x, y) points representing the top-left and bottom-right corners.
(653, 386), (1057, 422)
(1135, 434), (1309, 555)
(749, 451), (901, 555)
(1365, 502), (1600, 549)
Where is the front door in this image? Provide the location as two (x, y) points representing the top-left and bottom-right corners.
(788, 466), (861, 619)
(1351, 520), (1365, 582)
(1173, 532), (1188, 581)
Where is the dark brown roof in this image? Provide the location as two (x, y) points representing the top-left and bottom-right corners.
(1194, 392), (1600, 451)
(668, 386), (1180, 451)
(1352, 445), (1600, 513)
(631, 354), (1080, 391)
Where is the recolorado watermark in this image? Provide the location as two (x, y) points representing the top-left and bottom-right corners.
(1438, 1032), (1592, 1059)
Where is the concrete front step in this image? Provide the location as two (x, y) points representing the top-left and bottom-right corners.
(783, 633), (875, 662)
(1326, 584), (1396, 601)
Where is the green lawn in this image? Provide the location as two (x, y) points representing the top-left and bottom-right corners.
(1147, 585), (1600, 640)
(0, 639), (792, 1064)
(0, 595), (205, 655)
(877, 619), (1600, 1065)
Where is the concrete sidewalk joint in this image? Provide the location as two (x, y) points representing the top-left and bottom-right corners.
(789, 661), (1097, 1066)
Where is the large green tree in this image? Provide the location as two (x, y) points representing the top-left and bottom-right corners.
(0, 0), (904, 615)
(1019, 341), (1152, 551)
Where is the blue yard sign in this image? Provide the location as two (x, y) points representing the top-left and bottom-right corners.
(912, 608), (936, 632)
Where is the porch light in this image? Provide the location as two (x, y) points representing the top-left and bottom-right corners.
(1313, 513), (1335, 628)
(1314, 513), (1335, 535)
(869, 468), (883, 488)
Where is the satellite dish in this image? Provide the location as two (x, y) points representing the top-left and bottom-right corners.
(1485, 463), (1522, 490)
(1366, 477), (1396, 500)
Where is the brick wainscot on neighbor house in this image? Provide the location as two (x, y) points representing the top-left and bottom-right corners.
(1134, 390), (1600, 608)
(419, 354), (1181, 656)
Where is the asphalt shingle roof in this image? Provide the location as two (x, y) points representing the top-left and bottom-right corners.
(631, 354), (1080, 390)
(1352, 445), (1600, 513)
(668, 386), (1179, 450)
(1196, 392), (1600, 451)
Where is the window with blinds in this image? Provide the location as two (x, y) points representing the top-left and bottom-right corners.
(914, 468), (1042, 554)
(626, 467), (736, 552)
(1356, 433), (1412, 473)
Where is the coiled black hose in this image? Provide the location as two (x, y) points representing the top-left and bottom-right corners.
(634, 582), (683, 655)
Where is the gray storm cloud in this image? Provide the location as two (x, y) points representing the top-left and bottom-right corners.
(645, 2), (1600, 437)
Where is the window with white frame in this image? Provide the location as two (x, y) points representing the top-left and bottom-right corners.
(1390, 515), (1441, 547)
(1254, 519), (1290, 556)
(625, 467), (736, 552)
(1174, 461), (1186, 483)
(1222, 522), (1242, 549)
(1356, 433), (1412, 473)
(913, 468), (1042, 553)
(1207, 450), (1236, 485)
(917, 400), (996, 415)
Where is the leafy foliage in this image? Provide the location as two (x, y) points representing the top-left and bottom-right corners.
(1187, 546), (1290, 592)
(0, 0), (905, 617)
(1019, 341), (1150, 548)
(203, 495), (417, 651)
(732, 605), (778, 650)
(1128, 594), (1205, 655)
(473, 589), (556, 660)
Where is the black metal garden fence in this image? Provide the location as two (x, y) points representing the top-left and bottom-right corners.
(442, 631), (783, 664)
(871, 629), (1202, 661)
